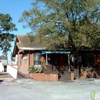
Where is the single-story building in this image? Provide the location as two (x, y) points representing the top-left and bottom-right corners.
(12, 35), (100, 80)
(12, 35), (73, 81)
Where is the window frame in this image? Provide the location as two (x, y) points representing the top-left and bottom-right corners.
(34, 52), (41, 65)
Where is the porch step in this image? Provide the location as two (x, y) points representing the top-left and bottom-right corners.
(0, 73), (11, 78)
(59, 76), (71, 81)
(59, 69), (71, 82)
(17, 72), (30, 79)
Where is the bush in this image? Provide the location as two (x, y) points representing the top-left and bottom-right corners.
(28, 66), (42, 73)
(81, 67), (96, 72)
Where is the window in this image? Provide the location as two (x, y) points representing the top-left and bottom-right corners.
(22, 54), (28, 59)
(82, 53), (94, 67)
(34, 53), (41, 65)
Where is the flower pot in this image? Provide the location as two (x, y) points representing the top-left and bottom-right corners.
(80, 71), (87, 79)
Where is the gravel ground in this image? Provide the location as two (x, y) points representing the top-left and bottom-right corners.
(0, 78), (100, 100)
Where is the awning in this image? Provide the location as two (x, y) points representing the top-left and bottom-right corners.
(41, 50), (71, 54)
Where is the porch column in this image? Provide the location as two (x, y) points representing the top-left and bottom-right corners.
(46, 54), (48, 65)
(68, 54), (70, 71)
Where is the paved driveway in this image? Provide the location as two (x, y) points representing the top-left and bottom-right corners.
(0, 78), (100, 100)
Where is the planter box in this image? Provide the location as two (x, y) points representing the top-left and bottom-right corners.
(31, 73), (45, 81)
(29, 73), (33, 78)
(50, 74), (58, 82)
(45, 74), (50, 81)
(29, 73), (58, 81)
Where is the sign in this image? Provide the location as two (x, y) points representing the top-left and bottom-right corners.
(41, 50), (71, 54)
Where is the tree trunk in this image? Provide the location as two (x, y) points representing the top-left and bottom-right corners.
(74, 49), (79, 79)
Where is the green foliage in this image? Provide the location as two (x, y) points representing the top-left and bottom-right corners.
(0, 13), (17, 55)
(81, 67), (96, 72)
(19, 0), (100, 50)
(28, 66), (43, 73)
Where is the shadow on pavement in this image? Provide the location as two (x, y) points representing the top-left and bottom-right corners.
(0, 80), (3, 82)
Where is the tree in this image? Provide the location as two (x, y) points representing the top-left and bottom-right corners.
(19, 0), (100, 77)
(19, 0), (100, 63)
(0, 13), (17, 56)
(0, 55), (7, 60)
(19, 0), (100, 50)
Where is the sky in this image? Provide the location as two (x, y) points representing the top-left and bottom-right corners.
(0, 0), (34, 61)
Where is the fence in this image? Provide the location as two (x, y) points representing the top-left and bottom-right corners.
(7, 65), (18, 79)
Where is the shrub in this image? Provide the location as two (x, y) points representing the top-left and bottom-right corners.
(28, 66), (42, 73)
(81, 67), (96, 72)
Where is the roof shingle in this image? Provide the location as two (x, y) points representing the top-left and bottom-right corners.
(16, 35), (48, 48)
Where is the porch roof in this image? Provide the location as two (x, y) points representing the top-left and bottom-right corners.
(41, 50), (71, 54)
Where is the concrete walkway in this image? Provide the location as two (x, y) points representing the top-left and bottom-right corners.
(0, 78), (100, 100)
(0, 73), (9, 78)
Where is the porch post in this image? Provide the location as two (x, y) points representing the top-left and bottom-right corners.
(46, 54), (48, 65)
(68, 54), (70, 71)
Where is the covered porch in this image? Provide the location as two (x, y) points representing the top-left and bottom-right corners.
(40, 50), (74, 81)
(41, 50), (71, 71)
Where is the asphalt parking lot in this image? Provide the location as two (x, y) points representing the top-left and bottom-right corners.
(0, 78), (100, 100)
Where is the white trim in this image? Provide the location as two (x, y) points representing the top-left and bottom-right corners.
(19, 47), (46, 51)
(34, 65), (41, 67)
(18, 50), (24, 53)
(46, 54), (48, 65)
